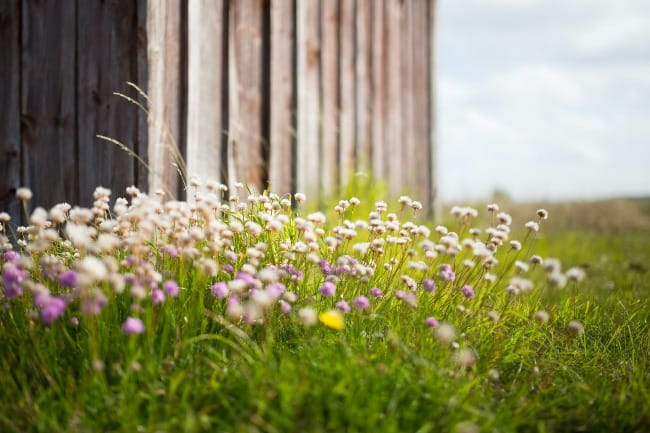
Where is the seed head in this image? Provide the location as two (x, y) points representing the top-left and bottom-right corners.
(567, 320), (585, 336)
(16, 187), (33, 202)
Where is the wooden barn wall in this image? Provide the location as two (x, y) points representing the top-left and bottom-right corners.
(0, 0), (436, 225)
(165, 0), (437, 211)
(0, 0), (149, 225)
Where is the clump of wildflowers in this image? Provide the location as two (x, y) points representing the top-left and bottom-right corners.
(0, 182), (586, 385)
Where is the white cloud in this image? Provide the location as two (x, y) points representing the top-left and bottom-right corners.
(437, 0), (650, 201)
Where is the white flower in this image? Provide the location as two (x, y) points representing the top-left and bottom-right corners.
(298, 307), (317, 326)
(566, 267), (586, 282)
(16, 187), (33, 201)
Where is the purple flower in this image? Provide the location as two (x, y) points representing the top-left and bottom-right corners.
(58, 270), (78, 288)
(320, 281), (336, 297)
(353, 296), (369, 310)
(151, 288), (165, 304)
(235, 272), (258, 288)
(280, 263), (303, 281)
(41, 297), (66, 324)
(210, 282), (229, 299)
(403, 276), (417, 291)
(422, 279), (436, 293)
(221, 264), (234, 275)
(227, 294), (240, 306)
(123, 317), (145, 335)
(439, 264), (456, 282)
(319, 260), (333, 276)
(336, 300), (351, 313)
(265, 282), (286, 299)
(460, 285), (475, 299)
(161, 244), (179, 257)
(2, 263), (27, 298)
(71, 316), (79, 326)
(163, 280), (179, 297)
(395, 290), (417, 307)
(369, 287), (383, 298)
(34, 291), (50, 308)
(425, 317), (439, 327)
(3, 251), (20, 265)
(81, 291), (108, 315)
(279, 300), (292, 314)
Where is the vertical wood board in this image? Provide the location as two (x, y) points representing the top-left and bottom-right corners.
(20, 0), (77, 210)
(0, 0), (21, 221)
(320, 0), (339, 195)
(338, 0), (355, 189)
(187, 0), (224, 195)
(228, 0), (265, 193)
(295, 0), (321, 198)
(268, 0), (295, 195)
(385, 0), (403, 196)
(355, 0), (372, 174)
(77, 0), (139, 206)
(147, 0), (183, 198)
(371, 0), (386, 182)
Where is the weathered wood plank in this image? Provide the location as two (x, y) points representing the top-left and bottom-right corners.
(371, 0), (386, 183)
(0, 0), (21, 222)
(228, 0), (265, 193)
(355, 0), (372, 174)
(147, 0), (183, 198)
(135, 0), (149, 193)
(339, 0), (355, 189)
(21, 0), (76, 210)
(77, 0), (139, 206)
(401, 0), (416, 194)
(385, 0), (403, 196)
(412, 0), (431, 207)
(269, 0), (295, 195)
(429, 0), (439, 216)
(320, 0), (339, 196)
(295, 0), (320, 198)
(187, 0), (225, 194)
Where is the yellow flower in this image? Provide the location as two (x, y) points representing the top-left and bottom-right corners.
(318, 310), (345, 330)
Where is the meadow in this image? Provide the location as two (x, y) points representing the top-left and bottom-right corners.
(0, 181), (648, 433)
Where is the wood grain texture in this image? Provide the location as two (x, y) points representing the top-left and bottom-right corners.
(147, 0), (182, 198)
(338, 0), (355, 189)
(187, 0), (224, 193)
(135, 0), (149, 193)
(385, 0), (403, 196)
(269, 0), (295, 196)
(21, 0), (76, 210)
(371, 0), (386, 183)
(295, 0), (321, 198)
(77, 0), (139, 206)
(0, 0), (21, 221)
(228, 0), (264, 193)
(411, 0), (431, 208)
(355, 0), (372, 174)
(401, 0), (415, 195)
(320, 0), (339, 196)
(429, 0), (439, 217)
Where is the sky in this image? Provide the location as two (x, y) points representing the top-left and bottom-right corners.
(437, 0), (650, 202)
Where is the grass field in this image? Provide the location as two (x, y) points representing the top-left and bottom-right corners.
(0, 186), (648, 433)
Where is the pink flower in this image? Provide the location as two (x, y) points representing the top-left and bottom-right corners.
(320, 281), (336, 297)
(460, 285), (475, 299)
(425, 317), (439, 327)
(210, 282), (229, 298)
(163, 280), (179, 297)
(40, 296), (66, 324)
(336, 301), (351, 313)
(123, 317), (145, 335)
(353, 296), (369, 310)
(151, 288), (165, 304)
